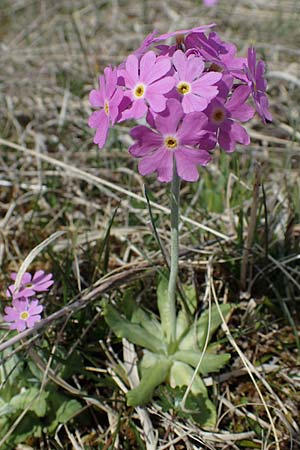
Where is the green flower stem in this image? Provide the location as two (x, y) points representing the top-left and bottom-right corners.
(168, 160), (180, 345)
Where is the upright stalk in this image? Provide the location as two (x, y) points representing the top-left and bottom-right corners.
(168, 160), (180, 345)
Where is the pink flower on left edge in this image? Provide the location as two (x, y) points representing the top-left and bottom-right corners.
(129, 99), (211, 183)
(4, 298), (43, 332)
(7, 270), (54, 299)
(119, 51), (175, 120)
(88, 66), (124, 149)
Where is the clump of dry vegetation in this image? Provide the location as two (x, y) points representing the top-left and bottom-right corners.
(0, 0), (300, 449)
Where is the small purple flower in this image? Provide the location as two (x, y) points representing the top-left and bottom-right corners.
(186, 32), (246, 77)
(120, 51), (175, 120)
(129, 99), (211, 182)
(4, 298), (43, 332)
(244, 47), (272, 123)
(88, 66), (124, 148)
(172, 50), (222, 113)
(204, 81), (255, 152)
(7, 270), (54, 299)
(203, 0), (218, 6)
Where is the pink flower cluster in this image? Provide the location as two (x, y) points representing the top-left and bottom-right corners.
(88, 25), (272, 182)
(3, 271), (53, 332)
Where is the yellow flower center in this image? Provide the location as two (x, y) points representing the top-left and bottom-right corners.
(104, 101), (109, 115)
(212, 107), (226, 124)
(177, 81), (191, 95)
(20, 311), (29, 320)
(165, 136), (178, 150)
(134, 84), (145, 98)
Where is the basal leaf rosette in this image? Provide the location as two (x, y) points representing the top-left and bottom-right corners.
(102, 280), (232, 428)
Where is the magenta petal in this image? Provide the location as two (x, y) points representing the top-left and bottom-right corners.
(247, 47), (256, 75)
(13, 320), (27, 332)
(231, 121), (250, 145)
(11, 298), (25, 310)
(125, 54), (139, 86)
(173, 50), (188, 79)
(35, 281), (54, 291)
(138, 147), (173, 182)
(89, 89), (103, 107)
(147, 77), (175, 96)
(138, 149), (163, 176)
(178, 112), (208, 144)
(4, 308), (19, 321)
(122, 99), (147, 120)
(182, 93), (207, 113)
(187, 55), (205, 80)
(175, 147), (211, 182)
(154, 99), (183, 134)
(147, 93), (167, 113)
(93, 115), (109, 148)
(88, 110), (107, 129)
(28, 304), (43, 315)
(26, 316), (41, 328)
(192, 77), (220, 99)
(22, 273), (32, 284)
(229, 103), (255, 122)
(218, 130), (235, 152)
(32, 270), (45, 281)
(104, 66), (117, 99)
(139, 51), (156, 82)
(226, 85), (251, 109)
(156, 150), (174, 182)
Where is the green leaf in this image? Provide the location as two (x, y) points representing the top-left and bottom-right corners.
(131, 308), (163, 341)
(169, 361), (216, 428)
(56, 399), (82, 423)
(103, 301), (166, 353)
(176, 309), (190, 341)
(169, 361), (207, 396)
(182, 284), (197, 314)
(157, 273), (172, 341)
(173, 350), (231, 375)
(10, 388), (48, 417)
(0, 398), (15, 417)
(126, 357), (171, 407)
(140, 350), (161, 375)
(179, 304), (232, 351)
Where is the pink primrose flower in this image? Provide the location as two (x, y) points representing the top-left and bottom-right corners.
(172, 50), (222, 113)
(88, 66), (124, 149)
(120, 51), (175, 120)
(186, 32), (246, 77)
(204, 81), (255, 152)
(244, 47), (272, 123)
(203, 0), (218, 6)
(129, 99), (211, 183)
(4, 298), (43, 332)
(7, 270), (54, 299)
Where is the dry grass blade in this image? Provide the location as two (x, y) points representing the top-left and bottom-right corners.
(13, 230), (65, 292)
(209, 259), (281, 450)
(0, 137), (231, 242)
